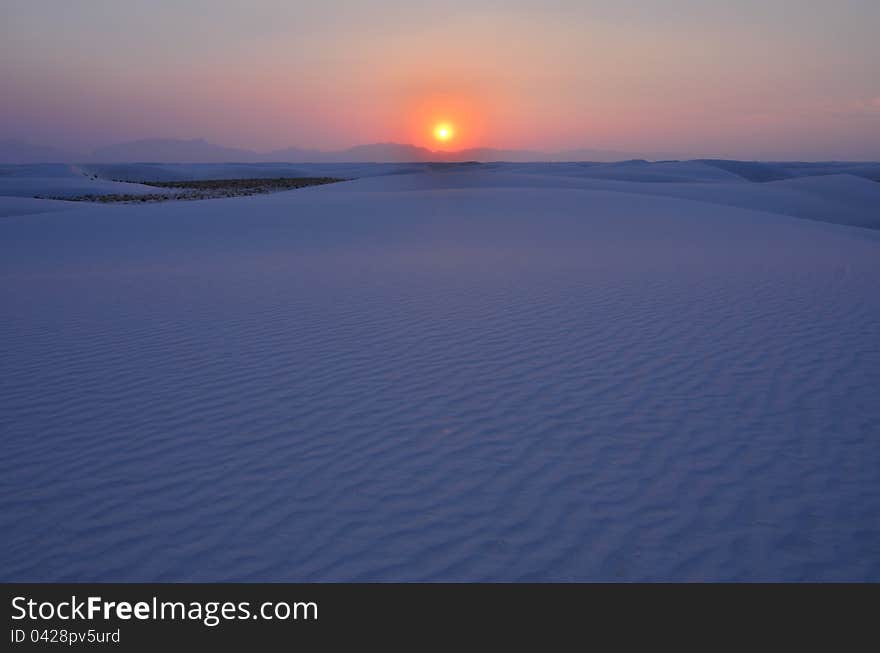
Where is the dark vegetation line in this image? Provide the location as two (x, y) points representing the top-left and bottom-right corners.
(135, 177), (344, 190)
(36, 177), (346, 203)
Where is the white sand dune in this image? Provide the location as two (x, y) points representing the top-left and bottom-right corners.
(335, 169), (880, 229)
(547, 159), (748, 183)
(0, 196), (80, 218)
(1, 163), (879, 581)
(0, 164), (176, 199)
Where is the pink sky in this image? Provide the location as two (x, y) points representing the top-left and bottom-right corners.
(2, 1), (879, 159)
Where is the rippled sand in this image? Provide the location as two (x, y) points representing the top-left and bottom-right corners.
(2, 166), (879, 580)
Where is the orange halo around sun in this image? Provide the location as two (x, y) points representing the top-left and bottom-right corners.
(433, 122), (454, 142)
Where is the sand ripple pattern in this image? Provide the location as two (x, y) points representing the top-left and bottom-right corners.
(2, 187), (879, 580)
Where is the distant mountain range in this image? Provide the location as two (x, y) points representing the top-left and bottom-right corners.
(0, 138), (677, 164)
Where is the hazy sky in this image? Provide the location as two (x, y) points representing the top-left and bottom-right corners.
(3, 0), (879, 158)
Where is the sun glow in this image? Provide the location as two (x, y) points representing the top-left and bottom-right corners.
(433, 123), (454, 142)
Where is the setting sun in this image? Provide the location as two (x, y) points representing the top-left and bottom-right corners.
(433, 123), (454, 143)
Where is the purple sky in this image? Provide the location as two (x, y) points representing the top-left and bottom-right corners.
(2, 1), (879, 159)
